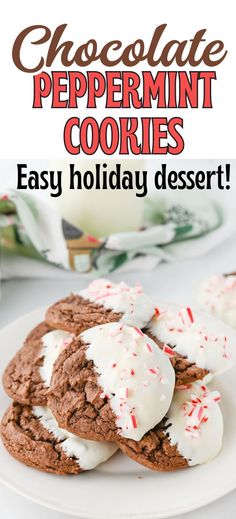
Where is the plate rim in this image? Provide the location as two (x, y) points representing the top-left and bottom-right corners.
(0, 469), (235, 519)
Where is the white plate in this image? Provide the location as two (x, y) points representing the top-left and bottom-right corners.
(1, 308), (236, 519)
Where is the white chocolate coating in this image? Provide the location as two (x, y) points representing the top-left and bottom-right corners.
(79, 278), (156, 329)
(40, 330), (74, 387)
(166, 383), (223, 466)
(197, 274), (236, 328)
(81, 322), (175, 441)
(33, 406), (118, 470)
(148, 301), (233, 375)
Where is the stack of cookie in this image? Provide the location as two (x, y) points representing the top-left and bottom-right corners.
(1, 279), (234, 474)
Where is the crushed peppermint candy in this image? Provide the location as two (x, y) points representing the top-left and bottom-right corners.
(117, 387), (129, 399)
(150, 302), (233, 368)
(179, 307), (194, 326)
(120, 368), (135, 380)
(163, 344), (175, 357)
(134, 327), (144, 337)
(146, 342), (153, 353)
(182, 387), (221, 438)
(197, 274), (236, 330)
(109, 325), (124, 337)
(145, 368), (159, 375)
(130, 414), (138, 429)
(79, 279), (155, 327)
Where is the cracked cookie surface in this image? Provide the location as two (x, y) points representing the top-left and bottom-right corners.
(146, 331), (209, 387)
(2, 322), (52, 406)
(46, 294), (122, 334)
(1, 403), (81, 474)
(48, 338), (118, 441)
(117, 419), (188, 471)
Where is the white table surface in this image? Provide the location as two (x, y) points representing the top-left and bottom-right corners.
(1, 240), (236, 518)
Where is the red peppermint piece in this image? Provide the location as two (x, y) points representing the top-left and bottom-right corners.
(131, 414), (138, 428)
(134, 327), (144, 337)
(163, 344), (175, 357)
(186, 307), (194, 323)
(145, 368), (158, 375)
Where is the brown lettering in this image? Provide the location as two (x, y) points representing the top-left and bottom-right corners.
(12, 24), (227, 73)
(12, 24), (51, 73)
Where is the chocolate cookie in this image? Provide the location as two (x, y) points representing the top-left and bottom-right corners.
(117, 384), (223, 471)
(46, 293), (121, 334)
(197, 273), (236, 328)
(46, 279), (156, 334)
(24, 321), (52, 343)
(147, 331), (208, 387)
(147, 302), (233, 383)
(48, 322), (175, 442)
(118, 419), (188, 471)
(2, 323), (73, 406)
(1, 403), (117, 474)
